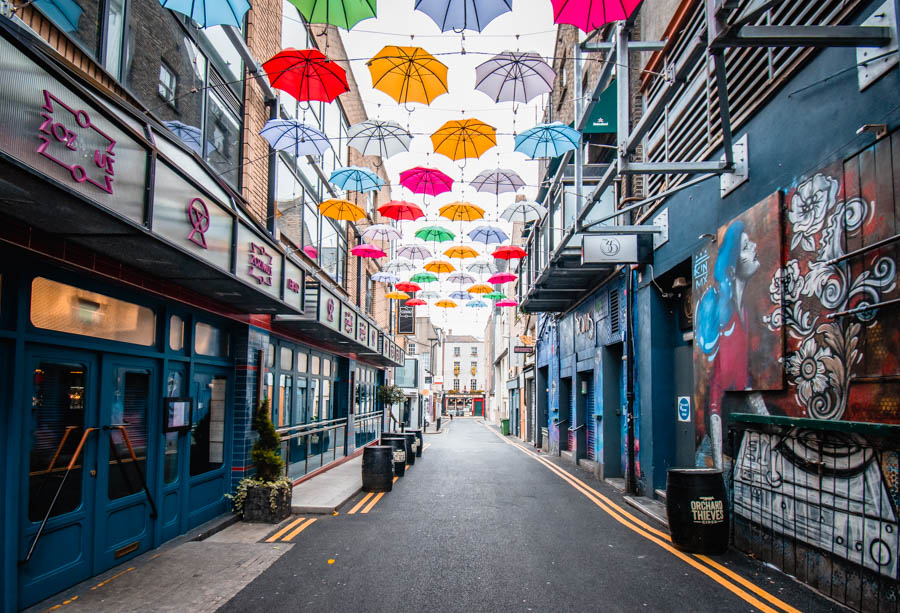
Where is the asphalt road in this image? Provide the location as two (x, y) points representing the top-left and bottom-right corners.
(220, 419), (842, 613)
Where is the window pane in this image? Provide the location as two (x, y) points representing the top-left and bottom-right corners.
(280, 347), (293, 370)
(194, 322), (229, 356)
(31, 278), (156, 346)
(321, 220), (338, 279)
(204, 92), (240, 187)
(105, 0), (127, 78)
(109, 369), (149, 500)
(295, 377), (308, 424)
(34, 0), (102, 58)
(323, 358), (331, 377)
(310, 378), (320, 421)
(169, 315), (184, 351)
(278, 374), (292, 427)
(310, 355), (320, 375)
(164, 370), (184, 484)
(297, 351), (308, 373)
(266, 343), (275, 368)
(190, 373), (226, 476)
(322, 380), (331, 420)
(276, 160), (306, 247)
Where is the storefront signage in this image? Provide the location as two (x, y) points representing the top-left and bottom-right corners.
(514, 345), (534, 354)
(236, 224), (281, 298)
(186, 197), (210, 248)
(582, 234), (650, 265)
(248, 242), (273, 286)
(368, 327), (379, 351)
(319, 289), (339, 331)
(397, 298), (415, 335)
(357, 319), (368, 344)
(284, 260), (303, 311)
(340, 303), (356, 338)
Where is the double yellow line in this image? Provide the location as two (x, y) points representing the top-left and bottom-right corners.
(348, 492), (385, 514)
(481, 424), (801, 613)
(265, 516), (317, 542)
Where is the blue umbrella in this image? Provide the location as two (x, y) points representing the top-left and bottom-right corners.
(466, 299), (488, 308)
(163, 120), (205, 155)
(414, 0), (512, 32)
(330, 166), (385, 193)
(34, 0), (83, 32)
(468, 225), (509, 245)
(514, 122), (581, 159)
(159, 0), (250, 28)
(371, 271), (400, 283)
(449, 290), (471, 300)
(260, 119), (331, 157)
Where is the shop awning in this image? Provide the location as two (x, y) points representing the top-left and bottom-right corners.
(570, 79), (617, 134)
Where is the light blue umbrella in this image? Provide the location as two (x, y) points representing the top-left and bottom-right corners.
(260, 119), (331, 157)
(371, 272), (400, 283)
(449, 290), (471, 300)
(468, 225), (509, 245)
(159, 0), (250, 28)
(414, 0), (512, 32)
(163, 120), (205, 156)
(35, 0), (83, 32)
(514, 122), (581, 159)
(466, 299), (488, 308)
(330, 166), (385, 193)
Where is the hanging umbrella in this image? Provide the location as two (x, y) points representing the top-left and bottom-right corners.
(414, 0), (512, 32)
(385, 290), (411, 300)
(475, 51), (556, 103)
(496, 298), (518, 307)
(160, 0), (249, 27)
(470, 168), (525, 195)
(411, 272), (439, 283)
(468, 225), (509, 245)
(371, 271), (399, 283)
(431, 119), (497, 161)
(379, 200), (426, 221)
(303, 245), (318, 259)
(395, 281), (422, 293)
(424, 260), (456, 274)
(449, 290), (471, 300)
(367, 46), (449, 105)
(386, 259), (417, 273)
(444, 245), (479, 259)
(406, 298), (428, 306)
(263, 48), (349, 103)
(435, 299), (458, 308)
(362, 224), (402, 243)
(347, 119), (412, 159)
(467, 283), (493, 294)
(397, 245), (432, 261)
(418, 290), (442, 300)
(163, 120), (205, 155)
(319, 198), (366, 221)
(500, 199), (548, 223)
(288, 0), (377, 30)
(488, 272), (517, 284)
(399, 167), (454, 196)
(329, 166), (384, 193)
(515, 122), (581, 159)
(34, 0), (83, 32)
(415, 226), (455, 243)
(260, 119), (331, 157)
(466, 299), (488, 308)
(493, 245), (527, 259)
(447, 272), (476, 284)
(350, 243), (386, 258)
(551, 0), (641, 32)
(468, 260), (497, 275)
(484, 291), (506, 300)
(439, 202), (485, 223)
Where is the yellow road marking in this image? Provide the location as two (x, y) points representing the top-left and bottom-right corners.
(695, 555), (803, 613)
(393, 476), (399, 483)
(423, 443), (431, 451)
(360, 492), (384, 514)
(90, 566), (135, 591)
(283, 517), (317, 541)
(265, 516), (306, 542)
(348, 493), (374, 514)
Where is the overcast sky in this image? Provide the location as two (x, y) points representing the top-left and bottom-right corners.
(341, 3), (558, 337)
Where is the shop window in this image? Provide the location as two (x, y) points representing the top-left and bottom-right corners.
(265, 343), (275, 368)
(33, 0), (103, 59)
(158, 62), (177, 107)
(278, 374), (292, 427)
(310, 378), (320, 420)
(164, 370), (184, 484)
(190, 373), (226, 476)
(322, 380), (331, 420)
(194, 322), (229, 356)
(31, 277), (156, 346)
(295, 377), (308, 424)
(280, 347), (293, 370)
(169, 315), (185, 351)
(311, 355), (320, 375)
(297, 351), (308, 373)
(323, 358), (331, 377)
(108, 369), (150, 500)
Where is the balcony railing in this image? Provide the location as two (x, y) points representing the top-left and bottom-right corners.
(277, 417), (347, 480)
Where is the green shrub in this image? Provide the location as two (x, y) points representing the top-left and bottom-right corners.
(251, 398), (283, 482)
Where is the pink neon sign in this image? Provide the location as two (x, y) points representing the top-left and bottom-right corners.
(248, 242), (273, 286)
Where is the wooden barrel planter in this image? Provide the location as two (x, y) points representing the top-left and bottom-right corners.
(666, 468), (729, 554)
(381, 437), (406, 477)
(409, 429), (424, 457)
(361, 445), (393, 493)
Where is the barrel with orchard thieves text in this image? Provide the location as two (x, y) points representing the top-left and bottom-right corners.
(409, 429), (424, 457)
(383, 432), (416, 466)
(665, 468), (729, 554)
(361, 445), (393, 493)
(381, 437), (406, 477)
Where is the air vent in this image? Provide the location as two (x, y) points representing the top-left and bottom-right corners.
(209, 68), (242, 117)
(608, 290), (620, 335)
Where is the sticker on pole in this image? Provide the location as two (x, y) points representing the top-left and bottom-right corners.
(677, 396), (691, 422)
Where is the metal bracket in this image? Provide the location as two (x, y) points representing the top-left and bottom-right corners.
(651, 208), (669, 249)
(720, 134), (749, 198)
(0, 0), (12, 19)
(858, 0), (898, 91)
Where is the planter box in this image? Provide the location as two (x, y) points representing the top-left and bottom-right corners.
(242, 483), (292, 523)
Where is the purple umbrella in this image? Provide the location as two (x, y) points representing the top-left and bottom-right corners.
(414, 0), (512, 32)
(475, 51), (556, 104)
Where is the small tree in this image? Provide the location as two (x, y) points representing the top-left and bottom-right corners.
(251, 398), (283, 481)
(376, 384), (406, 407)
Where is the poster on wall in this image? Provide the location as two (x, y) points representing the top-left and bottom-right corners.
(397, 297), (415, 335)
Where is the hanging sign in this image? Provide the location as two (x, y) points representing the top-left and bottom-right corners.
(397, 297), (415, 335)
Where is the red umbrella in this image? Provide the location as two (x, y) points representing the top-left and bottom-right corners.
(263, 48), (349, 103)
(406, 298), (427, 306)
(488, 272), (517, 284)
(551, 0), (642, 32)
(399, 166), (454, 196)
(395, 281), (422, 292)
(351, 243), (387, 258)
(492, 245), (527, 260)
(378, 200), (425, 221)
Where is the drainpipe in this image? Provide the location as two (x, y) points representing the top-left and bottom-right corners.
(625, 266), (637, 495)
(265, 101), (277, 235)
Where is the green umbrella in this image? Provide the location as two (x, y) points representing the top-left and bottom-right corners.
(288, 0), (377, 30)
(410, 271), (439, 283)
(415, 226), (455, 243)
(484, 291), (506, 300)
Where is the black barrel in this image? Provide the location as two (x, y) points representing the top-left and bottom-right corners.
(666, 468), (729, 554)
(381, 437), (406, 477)
(409, 429), (424, 457)
(383, 432), (416, 466)
(361, 446), (393, 493)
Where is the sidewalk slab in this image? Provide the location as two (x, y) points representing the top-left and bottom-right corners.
(291, 455), (363, 514)
(624, 495), (669, 528)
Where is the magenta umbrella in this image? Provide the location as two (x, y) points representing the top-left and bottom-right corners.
(350, 243), (387, 258)
(488, 272), (517, 284)
(551, 0), (642, 31)
(399, 166), (454, 196)
(496, 298), (518, 307)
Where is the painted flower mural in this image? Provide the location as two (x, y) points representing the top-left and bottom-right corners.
(785, 336), (833, 412)
(787, 173), (839, 252)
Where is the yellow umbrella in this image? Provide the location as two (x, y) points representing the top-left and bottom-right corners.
(367, 46), (449, 105)
(424, 260), (456, 274)
(435, 299), (458, 308)
(467, 283), (493, 294)
(439, 202), (485, 222)
(431, 119), (497, 161)
(319, 199), (366, 221)
(444, 245), (479, 259)
(385, 290), (410, 300)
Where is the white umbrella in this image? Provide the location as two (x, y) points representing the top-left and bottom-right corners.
(347, 119), (412, 159)
(362, 224), (402, 243)
(385, 259), (417, 273)
(475, 51), (556, 104)
(500, 200), (548, 223)
(396, 245), (433, 261)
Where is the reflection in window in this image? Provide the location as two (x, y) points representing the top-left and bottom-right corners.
(280, 347), (293, 370)
(323, 358), (331, 378)
(311, 355), (320, 376)
(276, 160), (306, 248)
(165, 370), (184, 484)
(279, 374), (292, 427)
(159, 62), (177, 106)
(204, 92), (240, 188)
(295, 377), (307, 424)
(34, 0), (101, 58)
(296, 351), (308, 373)
(195, 322), (228, 356)
(190, 374), (226, 476)
(322, 380), (331, 421)
(169, 315), (184, 351)
(310, 379), (320, 421)
(109, 369), (149, 500)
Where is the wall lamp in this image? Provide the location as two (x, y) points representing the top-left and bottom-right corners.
(698, 233), (717, 244)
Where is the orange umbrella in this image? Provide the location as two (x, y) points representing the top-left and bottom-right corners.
(467, 283), (493, 294)
(424, 260), (456, 274)
(385, 290), (410, 300)
(431, 118), (497, 161)
(319, 198), (366, 221)
(439, 202), (485, 222)
(444, 245), (479, 259)
(367, 46), (449, 105)
(435, 299), (458, 308)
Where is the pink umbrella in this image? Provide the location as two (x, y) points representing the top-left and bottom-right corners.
(551, 0), (642, 32)
(488, 272), (517, 284)
(303, 245), (318, 259)
(351, 243), (387, 258)
(496, 299), (518, 307)
(399, 166), (454, 196)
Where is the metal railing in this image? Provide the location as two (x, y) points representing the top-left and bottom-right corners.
(277, 417), (347, 481)
(353, 410), (383, 449)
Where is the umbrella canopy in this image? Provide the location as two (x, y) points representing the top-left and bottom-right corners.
(551, 0), (641, 32)
(350, 243), (386, 258)
(492, 245), (527, 259)
(160, 0), (249, 27)
(303, 245), (318, 259)
(466, 299), (488, 308)
(319, 199), (366, 221)
(385, 259), (417, 273)
(371, 271), (399, 283)
(406, 298), (428, 306)
(500, 200), (548, 223)
(263, 48), (349, 103)
(467, 283), (493, 294)
(414, 0), (512, 32)
(34, 0), (83, 32)
(470, 168), (525, 195)
(439, 202), (485, 222)
(395, 281), (422, 292)
(410, 272), (439, 283)
(288, 0), (377, 29)
(484, 291), (507, 300)
(415, 226), (455, 243)
(488, 272), (517, 284)
(163, 120), (206, 155)
(468, 260), (497, 275)
(259, 119), (331, 157)
(398, 167), (454, 196)
(447, 272), (476, 284)
(424, 260), (456, 274)
(329, 166), (384, 193)
(496, 298), (518, 307)
(475, 51), (556, 103)
(468, 225), (509, 245)
(449, 290), (471, 300)
(397, 245), (432, 261)
(444, 245), (479, 259)
(385, 290), (411, 300)
(431, 119), (497, 161)
(418, 290), (442, 300)
(435, 299), (458, 308)
(347, 119), (412, 159)
(378, 200), (426, 221)
(362, 224), (402, 243)
(367, 46), (449, 105)
(515, 122), (581, 158)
